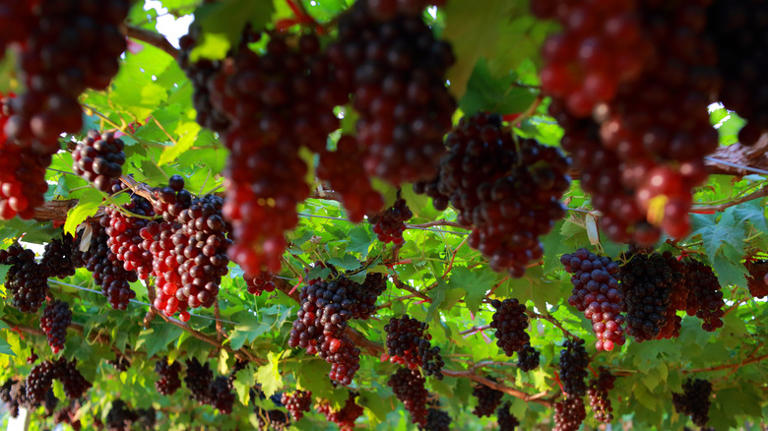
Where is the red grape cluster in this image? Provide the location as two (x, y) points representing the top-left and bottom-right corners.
(0, 244), (49, 312)
(489, 298), (531, 356)
(472, 381), (503, 418)
(419, 112), (570, 277)
(57, 358), (91, 400)
(317, 135), (384, 223)
(41, 234), (81, 279)
(497, 402), (520, 431)
(210, 376), (236, 414)
(281, 390), (312, 421)
(25, 361), (58, 406)
(680, 259), (724, 331)
(106, 399), (139, 431)
(365, 0), (446, 19)
(210, 31), (343, 277)
(40, 299), (71, 354)
(317, 393), (364, 431)
(516, 343), (540, 371)
(246, 272), (278, 296)
(423, 408), (451, 431)
(588, 367), (615, 423)
(561, 248), (626, 351)
(672, 378), (712, 427)
(289, 274), (386, 385)
(80, 218), (139, 310)
(155, 358), (182, 395)
(6, 0), (130, 151)
(72, 131), (126, 192)
(553, 396), (586, 431)
(184, 357), (214, 405)
(707, 0), (768, 145)
(383, 314), (444, 378)
(0, 127), (52, 219)
(540, 1), (720, 242)
(559, 338), (589, 397)
(388, 368), (429, 426)
(328, 0), (455, 185)
(745, 259), (768, 299)
(619, 250), (683, 341)
(369, 198), (412, 245)
(105, 195), (155, 280)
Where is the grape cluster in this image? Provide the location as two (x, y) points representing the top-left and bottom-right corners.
(246, 272), (277, 296)
(1, 378), (24, 417)
(6, 0), (130, 150)
(418, 112), (570, 276)
(106, 399), (139, 431)
(389, 368), (429, 426)
(553, 396), (586, 431)
(317, 393), (364, 431)
(317, 136), (384, 223)
(0, 121), (53, 220)
(680, 259), (724, 331)
(184, 357), (214, 405)
(210, 376), (236, 414)
(745, 259), (768, 299)
(673, 378), (712, 427)
(383, 314), (444, 378)
(105, 195), (155, 280)
(289, 273), (386, 385)
(26, 361), (57, 406)
(369, 198), (412, 245)
(561, 249), (626, 351)
(209, 30), (342, 277)
(136, 407), (156, 430)
(472, 381), (503, 418)
(108, 353), (130, 373)
(57, 358), (92, 400)
(422, 408), (451, 431)
(80, 219), (139, 310)
(54, 401), (82, 431)
(559, 338), (589, 397)
(539, 1), (719, 242)
(329, 0), (455, 185)
(365, 0), (446, 19)
(72, 131), (125, 192)
(281, 390), (312, 421)
(588, 367), (615, 423)
(497, 402), (520, 431)
(155, 358), (182, 395)
(41, 234), (81, 278)
(620, 250), (683, 341)
(0, 244), (49, 312)
(255, 406), (289, 431)
(40, 299), (71, 354)
(489, 298), (531, 356)
(516, 343), (540, 372)
(706, 0), (768, 145)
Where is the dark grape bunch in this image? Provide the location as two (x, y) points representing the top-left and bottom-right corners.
(516, 343), (540, 371)
(588, 367), (615, 424)
(255, 405), (289, 431)
(497, 402), (520, 431)
(389, 368), (429, 426)
(416, 112), (570, 277)
(106, 399), (139, 431)
(80, 218), (139, 310)
(489, 298), (531, 356)
(246, 272), (278, 296)
(40, 299), (71, 354)
(281, 390), (312, 421)
(673, 378), (712, 427)
(471, 381), (503, 418)
(317, 393), (364, 431)
(56, 358), (92, 400)
(680, 259), (725, 331)
(707, 0), (768, 146)
(620, 250), (684, 341)
(1, 378), (25, 417)
(289, 273), (386, 385)
(183, 358), (235, 414)
(25, 361), (57, 406)
(54, 401), (82, 431)
(155, 358), (182, 395)
(422, 408), (451, 431)
(369, 198), (413, 245)
(329, 0), (456, 185)
(210, 376), (236, 414)
(72, 131), (125, 192)
(554, 396), (586, 431)
(383, 314), (444, 378)
(559, 338), (589, 397)
(41, 234), (82, 278)
(317, 135), (384, 223)
(6, 0), (131, 151)
(105, 194), (155, 280)
(0, 244), (49, 312)
(745, 259), (768, 299)
(561, 248), (625, 351)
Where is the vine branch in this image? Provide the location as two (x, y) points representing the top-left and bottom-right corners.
(125, 25), (179, 59)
